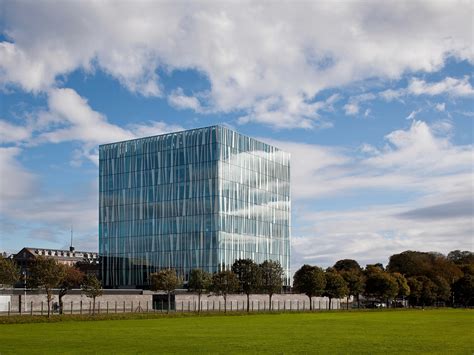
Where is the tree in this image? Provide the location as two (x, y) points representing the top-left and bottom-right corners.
(150, 269), (182, 313)
(232, 259), (262, 312)
(211, 270), (238, 312)
(447, 250), (474, 265)
(323, 270), (348, 310)
(58, 266), (84, 314)
(0, 256), (20, 288)
(407, 277), (422, 307)
(340, 269), (365, 309)
(259, 260), (284, 310)
(334, 259), (361, 272)
(29, 257), (66, 317)
(364, 268), (398, 307)
(392, 272), (410, 300)
(293, 264), (326, 310)
(81, 274), (103, 315)
(453, 274), (474, 307)
(188, 269), (212, 313)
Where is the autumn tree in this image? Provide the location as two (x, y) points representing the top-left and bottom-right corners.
(323, 269), (348, 310)
(58, 266), (84, 314)
(81, 274), (103, 315)
(293, 264), (326, 310)
(259, 260), (283, 310)
(392, 272), (410, 304)
(211, 270), (239, 312)
(232, 259), (262, 312)
(188, 268), (212, 312)
(0, 256), (20, 288)
(150, 269), (182, 313)
(29, 257), (66, 317)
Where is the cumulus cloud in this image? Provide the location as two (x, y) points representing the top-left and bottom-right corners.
(266, 120), (473, 268)
(408, 76), (474, 97)
(0, 120), (32, 143)
(1, 1), (472, 128)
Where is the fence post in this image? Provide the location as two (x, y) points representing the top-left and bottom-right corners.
(161, 300), (163, 312)
(89, 301), (91, 314)
(8, 301), (10, 316)
(131, 301), (133, 313)
(115, 301), (117, 313)
(31, 301), (33, 315)
(123, 301), (125, 313)
(147, 301), (149, 312)
(71, 301), (73, 315)
(41, 301), (44, 315)
(107, 301), (109, 314)
(80, 300), (82, 315)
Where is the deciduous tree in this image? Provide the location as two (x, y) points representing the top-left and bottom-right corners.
(150, 269), (182, 313)
(340, 269), (365, 309)
(211, 270), (238, 313)
(232, 259), (262, 312)
(81, 274), (103, 315)
(293, 264), (326, 310)
(29, 257), (66, 317)
(188, 269), (212, 313)
(0, 256), (20, 288)
(58, 266), (84, 314)
(323, 270), (348, 310)
(259, 260), (283, 311)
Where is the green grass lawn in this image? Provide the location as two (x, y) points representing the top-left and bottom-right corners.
(1, 309), (472, 354)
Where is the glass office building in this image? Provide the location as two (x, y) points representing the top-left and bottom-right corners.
(99, 126), (290, 288)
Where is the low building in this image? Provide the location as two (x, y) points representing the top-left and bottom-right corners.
(12, 247), (99, 277)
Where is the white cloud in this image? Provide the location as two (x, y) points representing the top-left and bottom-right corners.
(408, 76), (474, 97)
(1, 1), (472, 128)
(0, 147), (37, 203)
(266, 120), (473, 267)
(0, 120), (31, 143)
(435, 102), (446, 112)
(343, 103), (359, 115)
(168, 88), (204, 112)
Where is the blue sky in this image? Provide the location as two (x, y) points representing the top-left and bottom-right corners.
(0, 1), (472, 271)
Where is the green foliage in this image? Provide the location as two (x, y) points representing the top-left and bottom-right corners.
(453, 274), (474, 306)
(150, 269), (182, 313)
(81, 275), (103, 315)
(232, 259), (261, 295)
(29, 257), (66, 317)
(340, 269), (365, 306)
(293, 264), (326, 310)
(364, 268), (398, 303)
(392, 272), (410, 298)
(58, 267), (85, 314)
(323, 271), (348, 310)
(232, 259), (262, 312)
(211, 270), (239, 312)
(188, 269), (212, 312)
(1, 310), (473, 354)
(333, 259), (361, 272)
(188, 269), (212, 294)
(0, 256), (20, 287)
(259, 260), (283, 309)
(150, 269), (182, 293)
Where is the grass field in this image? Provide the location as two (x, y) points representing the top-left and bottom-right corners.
(1, 309), (472, 354)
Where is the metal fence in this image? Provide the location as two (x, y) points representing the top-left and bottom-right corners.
(1, 298), (341, 316)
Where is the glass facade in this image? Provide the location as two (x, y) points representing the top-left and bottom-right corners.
(99, 126), (290, 288)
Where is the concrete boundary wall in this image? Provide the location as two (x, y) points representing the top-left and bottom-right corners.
(1, 290), (344, 314)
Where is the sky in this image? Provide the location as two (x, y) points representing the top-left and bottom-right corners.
(0, 0), (472, 272)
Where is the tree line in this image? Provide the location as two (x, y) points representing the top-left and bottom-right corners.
(0, 256), (102, 317)
(1, 249), (472, 316)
